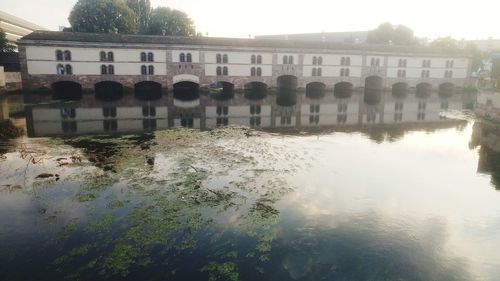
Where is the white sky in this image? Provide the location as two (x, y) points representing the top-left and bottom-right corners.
(1, 0), (498, 40)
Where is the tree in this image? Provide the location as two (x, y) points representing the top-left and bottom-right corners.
(126, 0), (151, 34)
(69, 0), (137, 34)
(367, 23), (418, 45)
(146, 7), (195, 36)
(0, 29), (15, 53)
(429, 37), (460, 50)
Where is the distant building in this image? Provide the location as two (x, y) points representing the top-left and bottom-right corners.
(460, 38), (500, 52)
(0, 10), (48, 45)
(255, 31), (369, 44)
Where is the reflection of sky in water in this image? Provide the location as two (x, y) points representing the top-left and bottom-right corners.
(273, 124), (500, 280)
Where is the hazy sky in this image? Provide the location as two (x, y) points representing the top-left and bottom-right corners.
(2, 0), (498, 39)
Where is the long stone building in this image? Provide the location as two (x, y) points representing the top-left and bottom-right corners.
(18, 31), (471, 99)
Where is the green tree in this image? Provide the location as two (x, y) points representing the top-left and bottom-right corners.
(0, 29), (15, 53)
(126, 0), (151, 34)
(429, 37), (459, 50)
(69, 0), (137, 34)
(367, 22), (418, 45)
(146, 7), (195, 36)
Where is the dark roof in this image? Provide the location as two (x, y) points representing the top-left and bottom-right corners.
(20, 31), (468, 56)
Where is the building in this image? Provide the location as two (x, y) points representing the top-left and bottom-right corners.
(18, 31), (471, 99)
(255, 31), (369, 44)
(0, 10), (47, 45)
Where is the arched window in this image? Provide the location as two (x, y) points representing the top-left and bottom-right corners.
(341, 57), (346, 66)
(257, 67), (262, 76)
(317, 68), (322, 76)
(376, 58), (380, 66)
(450, 60), (454, 68)
(345, 68), (350, 77)
(148, 52), (154, 62)
(289, 56), (294, 64)
(312, 56), (317, 65)
(340, 68), (345, 77)
(312, 68), (317, 76)
(318, 56), (323, 65)
(141, 65), (147, 75)
(140, 52), (147, 62)
(346, 57), (351, 66)
(223, 66), (228, 76)
(216, 66), (222, 76)
(57, 64), (65, 75)
(371, 58), (375, 66)
(251, 67), (256, 76)
(108, 65), (114, 75)
(186, 53), (192, 62)
(257, 55), (262, 64)
(148, 65), (154, 75)
(283, 56), (288, 64)
(101, 65), (108, 75)
(56, 50), (63, 61)
(223, 54), (228, 64)
(64, 50), (71, 61)
(65, 64), (73, 75)
(107, 52), (114, 62)
(251, 55), (256, 64)
(216, 54), (222, 63)
(421, 70), (426, 78)
(180, 53), (186, 62)
(100, 51), (107, 61)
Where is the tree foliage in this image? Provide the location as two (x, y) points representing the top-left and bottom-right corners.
(367, 22), (418, 45)
(429, 36), (460, 50)
(125, 0), (151, 34)
(69, 0), (137, 34)
(0, 29), (15, 53)
(146, 7), (196, 36)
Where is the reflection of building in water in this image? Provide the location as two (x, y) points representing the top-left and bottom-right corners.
(27, 91), (465, 136)
(470, 122), (500, 189)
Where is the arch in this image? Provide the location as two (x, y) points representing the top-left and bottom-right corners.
(244, 82), (268, 100)
(52, 81), (82, 100)
(277, 75), (298, 106)
(439, 83), (455, 98)
(392, 82), (409, 98)
(173, 81), (200, 101)
(210, 81), (234, 101)
(134, 81), (163, 101)
(416, 82), (432, 98)
(334, 82), (354, 98)
(95, 81), (123, 101)
(306, 82), (326, 99)
(364, 76), (383, 105)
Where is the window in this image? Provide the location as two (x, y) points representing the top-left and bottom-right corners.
(288, 55), (294, 64)
(398, 59), (407, 67)
(108, 65), (114, 75)
(142, 105), (156, 117)
(251, 67), (256, 76)
(422, 59), (431, 68)
(445, 70), (453, 78)
(103, 107), (117, 118)
(418, 102), (426, 111)
(318, 56), (323, 65)
(256, 67), (262, 76)
(186, 53), (192, 62)
(216, 66), (222, 76)
(371, 58), (381, 67)
(257, 55), (262, 64)
(101, 65), (107, 75)
(107, 52), (114, 62)
(65, 64), (73, 75)
(56, 50), (63, 61)
(223, 66), (228, 76)
(313, 56), (317, 65)
(57, 64), (65, 75)
(100, 51), (107, 61)
(103, 120), (118, 132)
(148, 65), (154, 75)
(341, 57), (351, 66)
(310, 104), (320, 113)
(340, 68), (350, 77)
(140, 52), (147, 62)
(397, 69), (406, 78)
(312, 68), (317, 76)
(216, 106), (228, 116)
(250, 105), (261, 115)
(250, 116), (261, 126)
(63, 50), (71, 61)
(216, 54), (222, 63)
(395, 102), (404, 112)
(148, 52), (154, 62)
(337, 103), (348, 113)
(317, 68), (322, 76)
(421, 70), (430, 78)
(141, 65), (147, 75)
(446, 60), (454, 68)
(60, 108), (76, 119)
(180, 53), (186, 62)
(223, 54), (228, 64)
(251, 55), (256, 64)
(283, 56), (288, 64)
